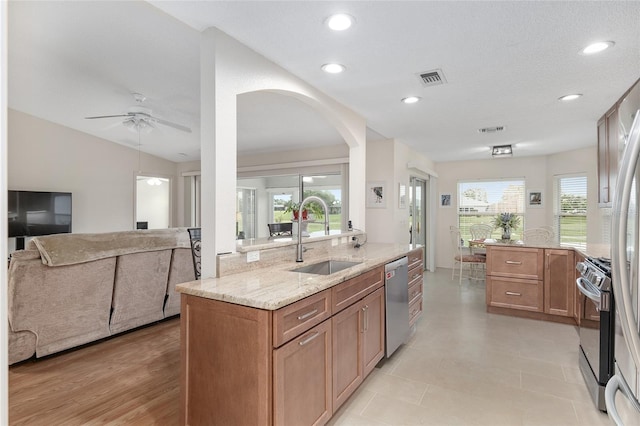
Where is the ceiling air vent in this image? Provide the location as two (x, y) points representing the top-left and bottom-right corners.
(478, 126), (506, 134)
(417, 69), (447, 87)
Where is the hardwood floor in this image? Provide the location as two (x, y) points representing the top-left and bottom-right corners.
(9, 318), (181, 425)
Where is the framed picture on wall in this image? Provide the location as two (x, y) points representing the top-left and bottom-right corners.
(398, 184), (407, 209)
(528, 190), (543, 208)
(440, 193), (452, 208)
(366, 181), (386, 208)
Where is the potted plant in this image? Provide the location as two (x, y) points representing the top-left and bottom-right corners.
(283, 200), (325, 221)
(493, 212), (521, 241)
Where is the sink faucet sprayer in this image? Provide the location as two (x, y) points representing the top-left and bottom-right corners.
(296, 195), (329, 262)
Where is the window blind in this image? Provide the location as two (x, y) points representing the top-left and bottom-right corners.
(554, 175), (587, 248)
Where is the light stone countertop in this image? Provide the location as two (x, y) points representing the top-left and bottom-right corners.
(484, 239), (610, 259)
(176, 243), (419, 310)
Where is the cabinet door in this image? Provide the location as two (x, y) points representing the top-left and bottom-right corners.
(544, 249), (575, 317)
(361, 287), (385, 377)
(597, 116), (610, 205)
(574, 253), (585, 325)
(331, 301), (363, 411)
(274, 320), (332, 426)
(606, 107), (619, 203)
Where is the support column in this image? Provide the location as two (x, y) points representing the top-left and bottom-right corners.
(200, 28), (237, 278)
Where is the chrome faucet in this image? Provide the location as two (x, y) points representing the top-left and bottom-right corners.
(296, 195), (329, 262)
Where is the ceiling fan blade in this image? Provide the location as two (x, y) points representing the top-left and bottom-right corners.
(153, 117), (192, 133)
(85, 114), (131, 119)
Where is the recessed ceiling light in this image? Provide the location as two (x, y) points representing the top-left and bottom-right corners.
(326, 13), (354, 31)
(581, 41), (615, 55)
(559, 94), (583, 101)
(321, 63), (346, 74)
(401, 96), (421, 104)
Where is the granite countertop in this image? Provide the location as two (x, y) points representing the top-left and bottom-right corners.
(176, 243), (418, 310)
(483, 239), (610, 259)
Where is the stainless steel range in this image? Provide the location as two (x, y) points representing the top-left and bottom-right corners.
(576, 257), (614, 412)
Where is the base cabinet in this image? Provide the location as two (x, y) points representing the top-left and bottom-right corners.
(181, 265), (387, 426)
(486, 245), (578, 324)
(331, 287), (384, 411)
(544, 249), (575, 317)
(274, 320), (332, 426)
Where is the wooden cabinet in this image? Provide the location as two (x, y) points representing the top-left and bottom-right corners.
(544, 249), (575, 317)
(274, 320), (332, 426)
(407, 247), (424, 326)
(181, 263), (389, 426)
(598, 107), (620, 206)
(331, 287), (384, 412)
(486, 246), (577, 324)
(597, 78), (639, 207)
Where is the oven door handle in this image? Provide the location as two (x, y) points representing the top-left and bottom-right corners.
(576, 277), (601, 303)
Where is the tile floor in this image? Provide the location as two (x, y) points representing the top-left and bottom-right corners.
(329, 268), (612, 426)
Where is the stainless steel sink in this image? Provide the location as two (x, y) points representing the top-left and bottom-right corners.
(291, 260), (362, 275)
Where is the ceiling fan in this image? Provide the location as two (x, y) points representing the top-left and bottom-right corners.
(85, 93), (192, 133)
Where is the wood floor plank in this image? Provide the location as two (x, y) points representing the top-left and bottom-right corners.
(9, 318), (181, 425)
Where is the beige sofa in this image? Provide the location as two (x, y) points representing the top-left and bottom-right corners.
(8, 228), (195, 365)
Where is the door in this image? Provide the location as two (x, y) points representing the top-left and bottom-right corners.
(409, 176), (427, 267)
(273, 320), (332, 426)
(544, 249), (575, 317)
(608, 107), (640, 420)
(136, 175), (170, 229)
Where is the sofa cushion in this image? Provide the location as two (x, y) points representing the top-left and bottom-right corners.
(8, 255), (116, 358)
(165, 248), (195, 317)
(31, 228), (190, 266)
(110, 250), (172, 334)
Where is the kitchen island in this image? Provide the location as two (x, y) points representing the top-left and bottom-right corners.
(485, 240), (609, 325)
(176, 241), (423, 426)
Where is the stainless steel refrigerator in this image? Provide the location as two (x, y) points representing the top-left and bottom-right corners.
(608, 94), (640, 423)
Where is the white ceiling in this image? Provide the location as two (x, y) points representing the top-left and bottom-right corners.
(8, 1), (640, 163)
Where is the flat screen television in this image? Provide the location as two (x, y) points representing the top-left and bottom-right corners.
(8, 190), (72, 238)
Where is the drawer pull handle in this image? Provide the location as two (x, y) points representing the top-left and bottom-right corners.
(299, 332), (319, 346)
(505, 260), (522, 265)
(505, 291), (522, 296)
(297, 309), (318, 321)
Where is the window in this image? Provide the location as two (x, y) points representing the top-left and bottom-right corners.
(457, 179), (525, 242)
(554, 174), (587, 248)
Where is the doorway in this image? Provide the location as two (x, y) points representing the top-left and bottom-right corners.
(136, 175), (171, 229)
(409, 176), (428, 268)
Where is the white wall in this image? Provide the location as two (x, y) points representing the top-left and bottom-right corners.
(434, 146), (599, 269)
(8, 109), (179, 233)
(366, 138), (436, 246)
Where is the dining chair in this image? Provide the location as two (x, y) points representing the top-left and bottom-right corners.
(450, 227), (487, 285)
(469, 223), (494, 255)
(268, 222), (293, 237)
(522, 227), (555, 245)
(187, 227), (201, 280)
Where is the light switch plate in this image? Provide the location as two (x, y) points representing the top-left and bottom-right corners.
(247, 251), (260, 262)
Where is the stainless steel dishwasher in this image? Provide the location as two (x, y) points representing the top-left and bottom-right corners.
(385, 256), (409, 357)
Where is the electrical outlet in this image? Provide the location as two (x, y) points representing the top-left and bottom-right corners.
(247, 251), (260, 262)
(332, 238), (339, 247)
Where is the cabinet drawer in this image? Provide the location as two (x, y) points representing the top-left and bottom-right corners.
(332, 267), (384, 314)
(407, 248), (423, 271)
(408, 280), (423, 305)
(487, 246), (544, 280)
(408, 266), (423, 288)
(487, 276), (543, 312)
(409, 296), (423, 326)
(273, 289), (331, 348)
